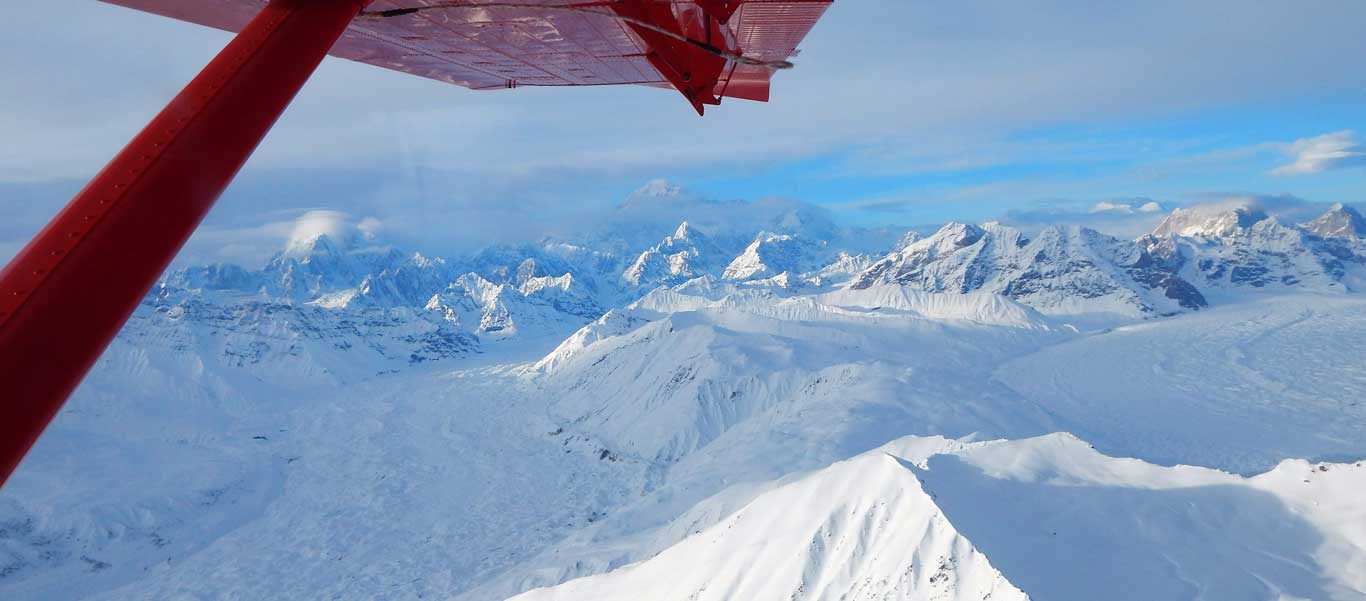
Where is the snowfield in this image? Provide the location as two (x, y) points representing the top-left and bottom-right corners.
(3, 196), (1366, 600)
(996, 294), (1366, 474)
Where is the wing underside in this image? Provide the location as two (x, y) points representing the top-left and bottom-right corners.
(99, 0), (833, 114)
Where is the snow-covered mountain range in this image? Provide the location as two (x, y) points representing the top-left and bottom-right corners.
(140, 196), (1366, 364)
(3, 190), (1366, 601)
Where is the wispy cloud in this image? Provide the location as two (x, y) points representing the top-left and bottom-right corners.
(1000, 197), (1173, 238)
(1177, 192), (1336, 224)
(1271, 131), (1366, 176)
(1090, 200), (1164, 214)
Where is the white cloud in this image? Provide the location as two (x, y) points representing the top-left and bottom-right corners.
(1089, 201), (1128, 213)
(1000, 197), (1174, 238)
(356, 216), (384, 243)
(176, 210), (386, 266)
(1089, 200), (1164, 214)
(1271, 130), (1366, 176)
(1177, 193), (1340, 225)
(284, 210), (355, 254)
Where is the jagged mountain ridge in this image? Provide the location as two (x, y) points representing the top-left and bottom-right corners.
(850, 202), (1366, 316)
(1141, 203), (1366, 294)
(722, 231), (831, 283)
(622, 222), (727, 289)
(849, 222), (1207, 317)
(151, 201), (1366, 363)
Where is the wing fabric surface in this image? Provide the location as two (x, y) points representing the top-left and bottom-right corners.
(99, 0), (833, 114)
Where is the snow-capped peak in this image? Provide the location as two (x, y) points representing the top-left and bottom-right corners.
(282, 231), (349, 262)
(671, 220), (697, 240)
(1140, 203), (1359, 294)
(895, 229), (922, 249)
(279, 210), (383, 259)
(1303, 203), (1366, 239)
(1151, 204), (1269, 238)
(632, 178), (683, 199)
(914, 222), (999, 255)
(617, 179), (713, 212)
(851, 221), (1204, 316)
(622, 221), (721, 288)
(721, 231), (829, 282)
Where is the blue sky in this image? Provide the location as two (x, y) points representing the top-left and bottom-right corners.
(2, 0), (1365, 265)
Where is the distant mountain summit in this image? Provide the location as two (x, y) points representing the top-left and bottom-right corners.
(622, 221), (725, 288)
(1141, 203), (1365, 293)
(147, 197), (1366, 370)
(850, 222), (1206, 317)
(722, 232), (830, 283)
(425, 271), (601, 339)
(1303, 203), (1366, 239)
(615, 179), (711, 212)
(1151, 204), (1269, 238)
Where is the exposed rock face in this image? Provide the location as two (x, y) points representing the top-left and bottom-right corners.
(851, 222), (1206, 316)
(1141, 204), (1366, 293)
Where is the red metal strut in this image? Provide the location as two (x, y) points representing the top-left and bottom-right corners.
(0, 0), (367, 488)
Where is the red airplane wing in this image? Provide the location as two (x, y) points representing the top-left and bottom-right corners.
(99, 0), (833, 114)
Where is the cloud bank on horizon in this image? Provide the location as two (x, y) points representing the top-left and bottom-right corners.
(1, 0), (1364, 263)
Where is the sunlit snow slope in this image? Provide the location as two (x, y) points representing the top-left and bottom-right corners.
(515, 434), (1366, 601)
(512, 445), (1026, 601)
